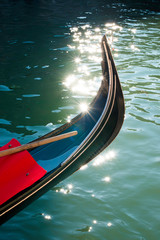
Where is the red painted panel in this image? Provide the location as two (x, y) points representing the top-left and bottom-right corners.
(0, 139), (47, 205)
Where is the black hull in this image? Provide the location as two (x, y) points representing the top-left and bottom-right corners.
(0, 36), (125, 225)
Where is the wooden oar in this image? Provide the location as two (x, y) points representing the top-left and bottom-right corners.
(0, 131), (78, 158)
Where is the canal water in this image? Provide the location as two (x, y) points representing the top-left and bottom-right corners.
(0, 1), (160, 239)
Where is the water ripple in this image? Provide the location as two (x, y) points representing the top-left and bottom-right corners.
(0, 2), (160, 240)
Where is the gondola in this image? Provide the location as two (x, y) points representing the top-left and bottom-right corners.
(0, 35), (125, 225)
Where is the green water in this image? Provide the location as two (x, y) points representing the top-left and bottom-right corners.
(0, 1), (160, 239)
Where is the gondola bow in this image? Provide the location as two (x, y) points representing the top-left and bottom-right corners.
(0, 35), (125, 225)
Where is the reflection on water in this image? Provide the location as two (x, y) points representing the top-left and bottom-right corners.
(63, 22), (124, 106)
(41, 213), (52, 221)
(0, 1), (160, 239)
(79, 103), (89, 112)
(92, 150), (117, 166)
(103, 176), (111, 183)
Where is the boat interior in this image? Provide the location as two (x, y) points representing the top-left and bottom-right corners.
(30, 92), (107, 172)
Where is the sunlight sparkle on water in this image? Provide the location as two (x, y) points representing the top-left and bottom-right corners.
(105, 150), (117, 161)
(65, 22), (122, 108)
(64, 75), (76, 87)
(112, 25), (123, 31)
(59, 185), (73, 194)
(105, 23), (115, 27)
(42, 213), (52, 220)
(67, 184), (73, 190)
(71, 81), (90, 95)
(103, 176), (111, 183)
(114, 53), (119, 57)
(67, 44), (76, 50)
(131, 44), (140, 52)
(131, 28), (137, 34)
(80, 103), (89, 112)
(105, 22), (123, 31)
(75, 57), (81, 63)
(60, 188), (68, 194)
(93, 156), (105, 166)
(77, 65), (89, 75)
(88, 55), (102, 63)
(107, 222), (112, 227)
(81, 24), (91, 30)
(85, 30), (92, 37)
(70, 27), (78, 32)
(67, 115), (71, 123)
(95, 27), (101, 32)
(93, 220), (97, 224)
(80, 164), (88, 170)
(93, 150), (117, 166)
